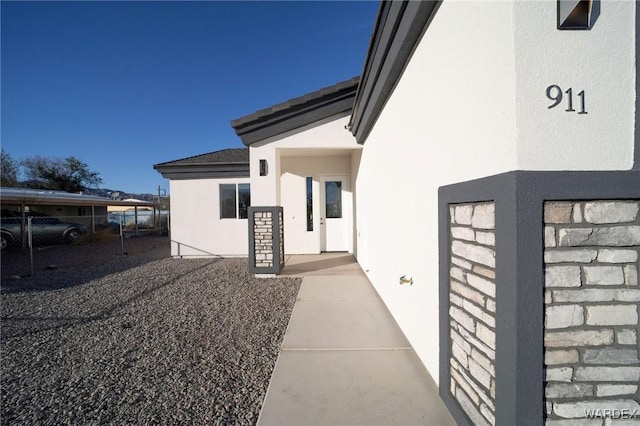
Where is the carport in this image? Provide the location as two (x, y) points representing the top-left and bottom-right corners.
(1, 187), (161, 248)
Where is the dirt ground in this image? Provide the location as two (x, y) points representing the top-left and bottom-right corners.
(1, 235), (170, 284)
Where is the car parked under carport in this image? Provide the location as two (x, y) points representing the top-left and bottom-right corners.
(0, 216), (87, 251)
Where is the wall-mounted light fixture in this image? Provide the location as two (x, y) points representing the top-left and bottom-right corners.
(259, 159), (268, 176)
(558, 0), (599, 30)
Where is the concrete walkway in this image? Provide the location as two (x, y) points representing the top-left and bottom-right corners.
(257, 253), (455, 426)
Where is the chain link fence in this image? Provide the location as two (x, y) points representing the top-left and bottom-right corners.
(1, 213), (169, 278)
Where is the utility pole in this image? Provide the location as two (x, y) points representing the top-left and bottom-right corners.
(157, 185), (167, 205)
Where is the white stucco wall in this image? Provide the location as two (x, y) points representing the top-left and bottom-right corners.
(249, 113), (360, 207)
(514, 0), (635, 170)
(280, 154), (354, 254)
(356, 0), (519, 383)
(355, 0), (636, 384)
(169, 177), (250, 257)
(248, 113), (361, 255)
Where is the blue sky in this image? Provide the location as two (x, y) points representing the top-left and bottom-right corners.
(1, 1), (378, 195)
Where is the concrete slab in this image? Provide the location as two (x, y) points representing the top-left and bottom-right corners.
(281, 253), (360, 276)
(297, 275), (378, 300)
(258, 349), (456, 426)
(258, 253), (453, 425)
(282, 298), (411, 349)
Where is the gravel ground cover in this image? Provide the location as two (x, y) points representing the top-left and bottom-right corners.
(1, 239), (301, 425)
(1, 235), (169, 284)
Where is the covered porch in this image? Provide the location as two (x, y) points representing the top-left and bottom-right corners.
(231, 77), (363, 266)
(277, 147), (361, 255)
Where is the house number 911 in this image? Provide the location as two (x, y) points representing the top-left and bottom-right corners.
(546, 85), (587, 114)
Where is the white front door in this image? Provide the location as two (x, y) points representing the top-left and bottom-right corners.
(320, 175), (348, 252)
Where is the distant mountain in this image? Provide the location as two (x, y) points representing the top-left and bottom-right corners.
(84, 188), (159, 202)
(7, 182), (162, 203)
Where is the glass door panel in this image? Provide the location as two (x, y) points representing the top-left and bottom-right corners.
(325, 181), (342, 219)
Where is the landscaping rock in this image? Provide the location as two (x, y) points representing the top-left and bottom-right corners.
(1, 246), (301, 425)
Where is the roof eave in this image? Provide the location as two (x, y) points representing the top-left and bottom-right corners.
(154, 163), (250, 180)
(153, 148), (249, 168)
(231, 77), (360, 146)
(348, 1), (441, 144)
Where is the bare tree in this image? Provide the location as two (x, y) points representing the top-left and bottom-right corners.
(21, 156), (103, 192)
(1, 149), (19, 187)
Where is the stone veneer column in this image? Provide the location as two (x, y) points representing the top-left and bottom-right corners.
(439, 172), (639, 426)
(544, 200), (640, 424)
(278, 209), (284, 267)
(248, 206), (284, 275)
(449, 202), (497, 426)
(254, 211), (275, 269)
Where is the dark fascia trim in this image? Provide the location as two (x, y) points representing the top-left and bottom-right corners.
(438, 170), (640, 426)
(231, 78), (359, 146)
(153, 148), (248, 169)
(154, 163), (249, 180)
(348, 0), (441, 144)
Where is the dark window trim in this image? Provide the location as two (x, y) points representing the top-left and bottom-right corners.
(306, 177), (314, 232)
(324, 180), (343, 219)
(220, 184), (238, 219)
(219, 183), (251, 220)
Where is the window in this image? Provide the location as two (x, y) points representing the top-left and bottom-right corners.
(325, 181), (342, 219)
(34, 217), (61, 225)
(238, 184), (250, 219)
(306, 177), (313, 231)
(220, 183), (250, 219)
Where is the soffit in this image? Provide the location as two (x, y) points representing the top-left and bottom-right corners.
(278, 148), (360, 158)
